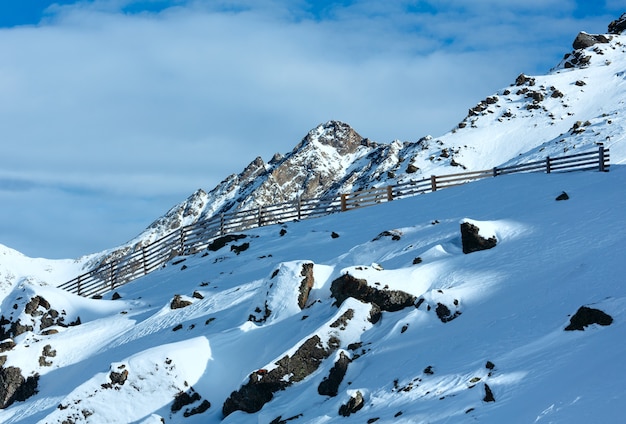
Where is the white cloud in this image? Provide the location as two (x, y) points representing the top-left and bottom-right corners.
(0, 0), (618, 258)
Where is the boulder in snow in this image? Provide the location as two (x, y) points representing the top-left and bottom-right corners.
(330, 273), (416, 312)
(572, 32), (610, 50)
(0, 366), (39, 409)
(565, 306), (613, 331)
(338, 391), (365, 417)
(460, 220), (497, 254)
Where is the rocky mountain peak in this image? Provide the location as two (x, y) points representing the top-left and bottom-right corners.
(296, 120), (372, 156)
(609, 13), (626, 34)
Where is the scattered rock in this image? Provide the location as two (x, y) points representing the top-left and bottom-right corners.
(330, 274), (416, 312)
(435, 303), (462, 323)
(184, 400), (211, 417)
(109, 369), (129, 386)
(298, 263), (315, 309)
(485, 361), (495, 370)
(172, 324), (183, 332)
(338, 391), (364, 417)
(406, 163), (419, 173)
(25, 296), (51, 316)
(515, 74), (535, 86)
(318, 351), (352, 397)
(171, 389), (201, 413)
(0, 366), (39, 409)
(208, 234), (246, 252)
(279, 228), (287, 237)
(483, 383), (495, 402)
(573, 32), (610, 50)
(564, 306), (613, 331)
(556, 191), (569, 201)
(373, 230), (402, 241)
(609, 13), (626, 34)
(170, 295), (193, 310)
(0, 340), (16, 353)
(412, 257), (422, 265)
(270, 414), (304, 424)
(223, 334), (339, 416)
(331, 231), (340, 239)
(423, 365), (434, 375)
(38, 344), (57, 367)
(460, 221), (497, 254)
(231, 242), (250, 255)
(575, 80), (586, 86)
(192, 291), (204, 300)
(111, 292), (122, 300)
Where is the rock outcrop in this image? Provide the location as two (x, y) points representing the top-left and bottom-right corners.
(564, 306), (613, 331)
(460, 222), (497, 254)
(330, 274), (416, 312)
(0, 366), (39, 409)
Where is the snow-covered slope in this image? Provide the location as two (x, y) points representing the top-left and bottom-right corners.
(2, 14), (626, 424)
(105, 17), (626, 261)
(1, 165), (625, 423)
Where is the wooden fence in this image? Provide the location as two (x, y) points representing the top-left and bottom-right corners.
(58, 144), (610, 297)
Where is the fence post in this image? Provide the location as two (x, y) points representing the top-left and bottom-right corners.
(493, 167), (498, 177)
(110, 261), (116, 291)
(296, 196), (302, 220)
(546, 156), (551, 174)
(179, 227), (185, 255)
(430, 175), (437, 192)
(599, 143), (606, 172)
(340, 194), (348, 211)
(141, 247), (148, 275)
(220, 213), (225, 235)
(386, 186), (394, 202)
(77, 275), (81, 296)
(258, 206), (263, 227)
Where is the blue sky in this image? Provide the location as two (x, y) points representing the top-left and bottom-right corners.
(0, 0), (624, 259)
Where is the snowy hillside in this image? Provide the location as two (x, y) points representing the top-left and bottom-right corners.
(1, 165), (625, 423)
(2, 13), (626, 424)
(97, 16), (626, 263)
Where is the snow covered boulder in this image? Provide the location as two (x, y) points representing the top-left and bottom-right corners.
(460, 220), (498, 254)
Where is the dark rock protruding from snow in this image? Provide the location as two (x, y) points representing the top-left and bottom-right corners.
(573, 32), (610, 50)
(460, 222), (497, 254)
(483, 383), (495, 402)
(330, 274), (416, 312)
(338, 391), (365, 417)
(564, 306), (613, 331)
(608, 13), (626, 34)
(223, 331), (345, 416)
(170, 295), (192, 310)
(297, 263), (315, 309)
(208, 234), (247, 252)
(556, 191), (570, 201)
(318, 351), (351, 397)
(435, 303), (462, 323)
(0, 366), (39, 409)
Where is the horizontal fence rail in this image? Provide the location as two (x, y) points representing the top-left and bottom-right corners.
(58, 144), (610, 297)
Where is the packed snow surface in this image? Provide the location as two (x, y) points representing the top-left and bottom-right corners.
(1, 166), (625, 423)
